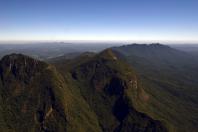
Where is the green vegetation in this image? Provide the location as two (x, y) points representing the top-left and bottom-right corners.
(0, 54), (100, 132)
(0, 50), (167, 132)
(0, 44), (197, 132)
(52, 49), (167, 132)
(113, 44), (198, 132)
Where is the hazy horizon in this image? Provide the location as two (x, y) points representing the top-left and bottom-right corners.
(0, 40), (198, 45)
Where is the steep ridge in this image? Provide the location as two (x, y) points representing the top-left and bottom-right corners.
(53, 49), (167, 132)
(0, 54), (68, 131)
(0, 54), (101, 132)
(112, 44), (198, 132)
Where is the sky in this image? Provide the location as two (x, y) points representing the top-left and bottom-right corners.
(0, 0), (198, 43)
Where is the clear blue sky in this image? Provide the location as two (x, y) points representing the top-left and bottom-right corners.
(0, 0), (198, 43)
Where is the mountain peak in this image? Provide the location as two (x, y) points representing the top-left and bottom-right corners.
(120, 43), (171, 49)
(1, 53), (40, 67)
(98, 48), (118, 60)
(54, 49), (168, 132)
(0, 53), (47, 83)
(2, 53), (33, 61)
(0, 54), (68, 131)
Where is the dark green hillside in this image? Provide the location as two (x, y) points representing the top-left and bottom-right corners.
(0, 54), (68, 131)
(0, 52), (168, 132)
(2, 45), (195, 132)
(112, 44), (198, 132)
(0, 54), (102, 132)
(53, 49), (167, 132)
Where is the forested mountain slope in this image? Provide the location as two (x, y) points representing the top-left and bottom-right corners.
(112, 44), (198, 132)
(0, 51), (167, 132)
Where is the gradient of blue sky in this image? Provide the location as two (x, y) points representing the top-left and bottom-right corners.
(0, 0), (198, 43)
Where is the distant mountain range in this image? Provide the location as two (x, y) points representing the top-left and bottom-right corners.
(0, 43), (116, 60)
(0, 44), (197, 132)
